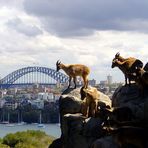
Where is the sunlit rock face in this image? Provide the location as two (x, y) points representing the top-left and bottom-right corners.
(49, 84), (148, 148)
(58, 87), (111, 148)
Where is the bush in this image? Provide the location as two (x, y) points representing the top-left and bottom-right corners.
(0, 143), (10, 148)
(2, 130), (54, 148)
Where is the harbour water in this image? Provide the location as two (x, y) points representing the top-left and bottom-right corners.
(0, 123), (61, 138)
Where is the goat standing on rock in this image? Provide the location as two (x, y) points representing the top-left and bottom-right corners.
(56, 60), (90, 89)
(111, 52), (143, 85)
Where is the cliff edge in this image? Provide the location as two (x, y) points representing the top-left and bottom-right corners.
(49, 84), (148, 148)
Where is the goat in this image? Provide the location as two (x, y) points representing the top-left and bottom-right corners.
(113, 52), (136, 63)
(81, 87), (99, 118)
(112, 53), (143, 85)
(56, 60), (90, 89)
(112, 59), (136, 85)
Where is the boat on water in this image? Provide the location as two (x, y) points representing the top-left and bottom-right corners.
(0, 121), (9, 124)
(32, 123), (38, 125)
(5, 123), (15, 127)
(37, 123), (45, 128)
(17, 122), (26, 126)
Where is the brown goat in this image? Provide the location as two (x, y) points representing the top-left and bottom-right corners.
(81, 87), (99, 118)
(113, 52), (135, 62)
(56, 60), (90, 89)
(112, 59), (136, 85)
(112, 53), (143, 85)
(113, 53), (143, 73)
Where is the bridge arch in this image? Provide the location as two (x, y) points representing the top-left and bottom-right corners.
(0, 66), (68, 85)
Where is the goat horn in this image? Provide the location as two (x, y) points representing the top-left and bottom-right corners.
(56, 60), (61, 65)
(56, 60), (59, 65)
(115, 52), (120, 57)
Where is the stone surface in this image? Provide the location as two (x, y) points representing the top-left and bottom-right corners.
(59, 87), (111, 148)
(49, 84), (148, 148)
(91, 136), (119, 148)
(112, 83), (148, 121)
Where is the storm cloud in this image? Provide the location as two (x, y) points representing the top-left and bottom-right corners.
(6, 17), (43, 37)
(23, 0), (148, 37)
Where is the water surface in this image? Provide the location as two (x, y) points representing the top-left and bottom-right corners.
(0, 123), (61, 138)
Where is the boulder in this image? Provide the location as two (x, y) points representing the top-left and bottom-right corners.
(91, 136), (119, 148)
(59, 87), (111, 148)
(49, 84), (148, 148)
(112, 83), (148, 121)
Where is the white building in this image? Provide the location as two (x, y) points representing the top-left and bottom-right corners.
(38, 92), (54, 101)
(31, 99), (44, 109)
(54, 94), (60, 101)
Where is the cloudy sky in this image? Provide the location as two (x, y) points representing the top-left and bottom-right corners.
(0, 0), (148, 83)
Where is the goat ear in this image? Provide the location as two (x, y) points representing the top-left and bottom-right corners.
(115, 52), (120, 58)
(86, 89), (94, 97)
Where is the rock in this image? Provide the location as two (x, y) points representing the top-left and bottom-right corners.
(144, 100), (148, 122)
(112, 83), (148, 121)
(59, 87), (111, 148)
(91, 136), (119, 148)
(112, 84), (140, 107)
(49, 83), (148, 148)
(82, 117), (105, 138)
(48, 138), (63, 148)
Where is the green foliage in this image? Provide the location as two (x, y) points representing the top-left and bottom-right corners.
(0, 139), (10, 148)
(0, 138), (3, 143)
(2, 130), (54, 148)
(0, 143), (10, 148)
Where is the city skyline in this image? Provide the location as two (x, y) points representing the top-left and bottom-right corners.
(0, 0), (148, 83)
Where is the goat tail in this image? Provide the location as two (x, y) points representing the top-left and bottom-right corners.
(144, 62), (148, 71)
(134, 59), (143, 68)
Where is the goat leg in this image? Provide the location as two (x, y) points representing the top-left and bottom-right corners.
(73, 77), (77, 89)
(125, 76), (128, 86)
(68, 76), (72, 88)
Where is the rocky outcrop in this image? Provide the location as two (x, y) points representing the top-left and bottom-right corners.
(112, 84), (148, 121)
(91, 136), (118, 148)
(49, 84), (148, 148)
(58, 87), (111, 148)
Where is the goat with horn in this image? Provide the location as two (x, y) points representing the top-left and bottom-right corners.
(111, 52), (143, 85)
(56, 60), (90, 89)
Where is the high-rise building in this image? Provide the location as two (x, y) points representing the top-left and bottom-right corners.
(107, 75), (112, 85)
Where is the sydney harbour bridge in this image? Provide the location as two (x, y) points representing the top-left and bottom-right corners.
(0, 66), (69, 88)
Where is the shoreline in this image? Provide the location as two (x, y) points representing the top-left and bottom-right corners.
(0, 123), (61, 138)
